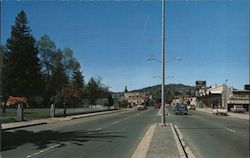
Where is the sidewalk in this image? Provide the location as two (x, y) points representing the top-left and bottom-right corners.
(196, 108), (249, 120)
(132, 123), (186, 158)
(1, 109), (127, 130)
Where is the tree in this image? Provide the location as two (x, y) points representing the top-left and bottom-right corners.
(71, 68), (85, 105)
(107, 94), (114, 109)
(62, 48), (79, 79)
(119, 100), (129, 108)
(37, 35), (56, 78)
(49, 49), (68, 95)
(87, 77), (99, 106)
(5, 10), (43, 97)
(124, 86), (128, 92)
(0, 45), (8, 97)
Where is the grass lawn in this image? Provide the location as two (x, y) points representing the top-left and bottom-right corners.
(0, 108), (50, 123)
(0, 106), (111, 123)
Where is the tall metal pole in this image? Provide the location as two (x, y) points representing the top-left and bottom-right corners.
(161, 0), (166, 126)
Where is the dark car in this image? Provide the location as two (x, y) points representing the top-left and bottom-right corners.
(174, 104), (188, 115)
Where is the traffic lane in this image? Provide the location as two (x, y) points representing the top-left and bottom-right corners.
(188, 109), (249, 138)
(54, 108), (159, 158)
(167, 108), (249, 158)
(1, 109), (143, 157)
(27, 108), (158, 158)
(1, 108), (158, 158)
(170, 108), (249, 137)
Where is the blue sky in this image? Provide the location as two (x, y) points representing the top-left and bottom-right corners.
(1, 1), (249, 92)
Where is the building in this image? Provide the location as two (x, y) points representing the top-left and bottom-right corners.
(122, 92), (152, 107)
(228, 85), (250, 111)
(195, 81), (206, 97)
(197, 84), (232, 109)
(196, 83), (250, 111)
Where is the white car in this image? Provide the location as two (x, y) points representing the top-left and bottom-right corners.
(212, 107), (228, 116)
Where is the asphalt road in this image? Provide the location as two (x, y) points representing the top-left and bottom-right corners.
(1, 108), (159, 158)
(167, 107), (249, 158)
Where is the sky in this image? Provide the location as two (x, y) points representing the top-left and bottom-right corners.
(1, 1), (249, 92)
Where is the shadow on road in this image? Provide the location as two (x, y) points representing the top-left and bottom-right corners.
(1, 129), (127, 151)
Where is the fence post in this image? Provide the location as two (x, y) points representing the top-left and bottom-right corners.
(50, 104), (55, 118)
(16, 104), (24, 121)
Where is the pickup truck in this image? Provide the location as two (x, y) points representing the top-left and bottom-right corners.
(212, 107), (228, 116)
(230, 105), (246, 113)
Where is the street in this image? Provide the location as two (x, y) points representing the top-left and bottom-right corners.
(1, 107), (249, 158)
(1, 108), (159, 158)
(167, 108), (249, 158)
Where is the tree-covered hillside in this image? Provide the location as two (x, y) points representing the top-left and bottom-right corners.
(130, 84), (195, 103)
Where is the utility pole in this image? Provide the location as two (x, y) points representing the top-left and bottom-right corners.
(161, 0), (166, 126)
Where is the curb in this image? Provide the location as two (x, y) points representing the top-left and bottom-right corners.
(170, 123), (187, 158)
(1, 122), (47, 131)
(172, 124), (196, 158)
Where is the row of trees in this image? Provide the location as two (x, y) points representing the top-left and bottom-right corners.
(0, 10), (113, 108)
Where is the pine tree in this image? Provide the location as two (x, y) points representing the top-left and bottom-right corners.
(5, 10), (43, 96)
(72, 69), (84, 91)
(124, 86), (128, 92)
(87, 77), (99, 105)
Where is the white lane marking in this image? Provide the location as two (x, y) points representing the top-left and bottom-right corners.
(131, 123), (156, 158)
(26, 144), (61, 158)
(225, 127), (236, 133)
(123, 117), (128, 121)
(111, 120), (120, 125)
(95, 128), (102, 131)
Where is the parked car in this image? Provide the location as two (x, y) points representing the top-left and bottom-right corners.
(212, 106), (228, 116)
(137, 104), (146, 110)
(230, 105), (246, 113)
(174, 104), (188, 115)
(188, 104), (196, 110)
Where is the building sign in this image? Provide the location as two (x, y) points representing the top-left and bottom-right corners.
(196, 81), (206, 90)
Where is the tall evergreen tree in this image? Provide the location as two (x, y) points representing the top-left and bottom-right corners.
(0, 45), (8, 97)
(87, 77), (99, 105)
(5, 10), (43, 96)
(124, 86), (128, 92)
(72, 69), (84, 91)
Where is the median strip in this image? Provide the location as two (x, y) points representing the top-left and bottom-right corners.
(131, 123), (156, 158)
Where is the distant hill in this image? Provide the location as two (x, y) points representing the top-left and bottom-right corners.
(130, 84), (195, 102)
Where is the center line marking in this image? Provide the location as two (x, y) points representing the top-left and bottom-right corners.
(123, 118), (128, 121)
(26, 144), (61, 158)
(111, 121), (120, 125)
(225, 127), (236, 133)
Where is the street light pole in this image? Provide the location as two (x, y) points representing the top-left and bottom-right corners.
(161, 0), (166, 126)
